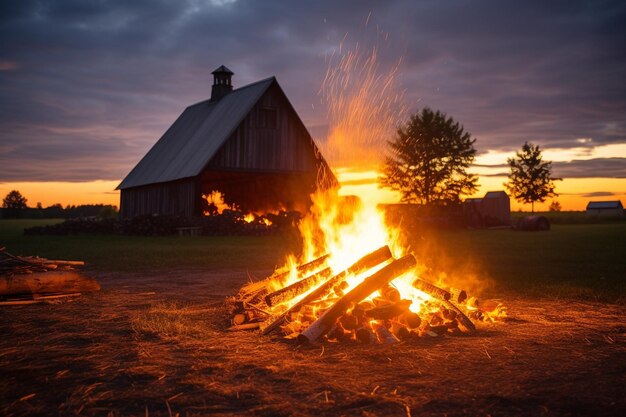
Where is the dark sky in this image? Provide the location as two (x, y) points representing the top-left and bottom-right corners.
(1, 0), (625, 182)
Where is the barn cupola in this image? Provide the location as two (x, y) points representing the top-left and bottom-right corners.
(211, 65), (234, 102)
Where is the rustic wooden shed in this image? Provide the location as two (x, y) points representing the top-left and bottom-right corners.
(586, 201), (624, 217)
(463, 191), (511, 226)
(118, 66), (337, 219)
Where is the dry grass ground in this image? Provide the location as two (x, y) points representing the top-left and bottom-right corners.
(1, 268), (624, 417)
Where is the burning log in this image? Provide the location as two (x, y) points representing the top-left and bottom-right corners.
(364, 299), (412, 320)
(374, 324), (400, 344)
(238, 253), (330, 302)
(412, 278), (451, 301)
(403, 311), (422, 329)
(450, 288), (468, 304)
(356, 327), (376, 344)
(443, 300), (476, 332)
(261, 246), (392, 335)
(264, 267), (333, 307)
(298, 254), (417, 343)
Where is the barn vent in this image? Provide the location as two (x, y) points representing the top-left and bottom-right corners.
(211, 65), (234, 102)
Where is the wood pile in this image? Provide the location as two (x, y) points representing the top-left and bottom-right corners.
(226, 246), (504, 343)
(0, 247), (100, 305)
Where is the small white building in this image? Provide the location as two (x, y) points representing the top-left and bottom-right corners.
(586, 201), (624, 217)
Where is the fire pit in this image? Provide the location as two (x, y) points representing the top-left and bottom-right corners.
(226, 193), (506, 343)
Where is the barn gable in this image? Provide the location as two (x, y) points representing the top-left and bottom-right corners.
(118, 67), (336, 218)
(118, 77), (275, 190)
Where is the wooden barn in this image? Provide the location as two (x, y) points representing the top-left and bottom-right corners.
(586, 200), (624, 217)
(118, 65), (337, 219)
(463, 191), (511, 227)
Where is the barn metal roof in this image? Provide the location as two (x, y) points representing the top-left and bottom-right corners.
(117, 77), (275, 190)
(484, 191), (508, 199)
(586, 200), (623, 209)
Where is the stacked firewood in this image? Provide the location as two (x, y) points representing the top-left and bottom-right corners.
(0, 247), (85, 274)
(1, 247), (99, 305)
(226, 246), (505, 344)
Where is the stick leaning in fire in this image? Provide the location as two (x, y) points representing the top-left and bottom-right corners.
(412, 277), (476, 332)
(238, 253), (330, 305)
(298, 254), (417, 343)
(261, 245), (392, 335)
(264, 267), (333, 307)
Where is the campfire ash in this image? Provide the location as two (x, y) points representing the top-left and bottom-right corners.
(226, 192), (506, 344)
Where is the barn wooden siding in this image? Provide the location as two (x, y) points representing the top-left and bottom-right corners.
(208, 84), (318, 173)
(120, 178), (198, 218)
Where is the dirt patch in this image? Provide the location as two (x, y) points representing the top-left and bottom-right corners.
(1, 269), (625, 416)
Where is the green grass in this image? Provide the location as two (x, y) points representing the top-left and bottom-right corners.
(409, 223), (626, 302)
(511, 210), (625, 224)
(0, 219), (294, 272)
(2, 219), (625, 302)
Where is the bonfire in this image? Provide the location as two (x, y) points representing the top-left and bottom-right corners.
(226, 191), (506, 344)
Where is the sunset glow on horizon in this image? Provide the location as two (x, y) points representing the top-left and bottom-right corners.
(2, 143), (624, 212)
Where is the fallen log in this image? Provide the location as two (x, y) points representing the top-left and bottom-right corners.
(298, 254), (417, 343)
(0, 293), (82, 306)
(261, 246), (392, 335)
(264, 267), (333, 307)
(0, 271), (100, 297)
(412, 278), (451, 301)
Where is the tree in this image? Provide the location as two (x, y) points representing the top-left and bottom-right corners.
(504, 142), (561, 213)
(2, 190), (28, 209)
(379, 107), (478, 205)
(2, 190), (28, 218)
(549, 200), (562, 212)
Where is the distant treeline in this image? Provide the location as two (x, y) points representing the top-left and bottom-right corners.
(0, 204), (118, 219)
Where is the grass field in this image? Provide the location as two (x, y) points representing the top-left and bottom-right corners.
(1, 218), (624, 301)
(2, 219), (625, 416)
(0, 219), (294, 272)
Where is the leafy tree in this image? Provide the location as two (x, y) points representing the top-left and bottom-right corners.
(2, 190), (28, 209)
(2, 190), (28, 218)
(549, 200), (562, 212)
(505, 142), (561, 212)
(379, 107), (478, 205)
